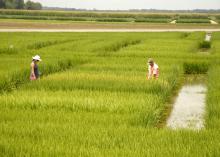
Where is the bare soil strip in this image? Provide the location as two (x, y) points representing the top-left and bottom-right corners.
(0, 20), (220, 30)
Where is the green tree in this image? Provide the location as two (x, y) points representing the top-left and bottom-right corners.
(0, 0), (6, 8)
(5, 0), (16, 9)
(25, 0), (42, 10)
(15, 0), (24, 9)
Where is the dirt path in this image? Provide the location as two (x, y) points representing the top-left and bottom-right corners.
(1, 28), (220, 32)
(170, 20), (176, 24)
(0, 20), (220, 32)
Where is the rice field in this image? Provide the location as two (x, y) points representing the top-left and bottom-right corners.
(1, 9), (220, 24)
(0, 32), (220, 156)
(176, 19), (211, 24)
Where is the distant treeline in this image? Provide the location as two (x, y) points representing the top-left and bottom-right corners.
(0, 0), (42, 10)
(43, 7), (220, 14)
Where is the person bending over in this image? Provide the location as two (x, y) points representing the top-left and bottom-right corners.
(147, 58), (159, 80)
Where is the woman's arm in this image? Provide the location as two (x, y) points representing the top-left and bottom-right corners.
(31, 62), (36, 77)
(147, 66), (152, 80)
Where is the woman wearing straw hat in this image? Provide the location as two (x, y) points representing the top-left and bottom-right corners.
(147, 58), (159, 80)
(30, 55), (42, 80)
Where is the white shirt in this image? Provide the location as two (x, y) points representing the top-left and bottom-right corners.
(148, 63), (159, 78)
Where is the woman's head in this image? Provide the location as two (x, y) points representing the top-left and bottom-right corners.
(32, 55), (42, 62)
(148, 58), (154, 66)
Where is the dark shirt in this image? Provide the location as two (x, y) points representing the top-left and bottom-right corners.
(34, 63), (39, 79)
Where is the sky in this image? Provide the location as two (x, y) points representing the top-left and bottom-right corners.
(30, 0), (220, 10)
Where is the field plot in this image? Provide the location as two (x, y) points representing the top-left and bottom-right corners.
(0, 10), (173, 23)
(1, 9), (220, 27)
(215, 15), (220, 23)
(0, 32), (220, 156)
(176, 14), (210, 24)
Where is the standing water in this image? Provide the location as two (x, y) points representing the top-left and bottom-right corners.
(167, 77), (207, 130)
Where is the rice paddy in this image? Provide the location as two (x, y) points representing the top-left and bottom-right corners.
(0, 32), (220, 156)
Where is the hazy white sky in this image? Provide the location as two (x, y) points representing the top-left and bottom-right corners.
(31, 0), (220, 10)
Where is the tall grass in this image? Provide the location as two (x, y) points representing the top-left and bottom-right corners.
(199, 41), (211, 49)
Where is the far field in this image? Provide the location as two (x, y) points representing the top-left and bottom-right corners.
(0, 9), (220, 29)
(0, 32), (220, 156)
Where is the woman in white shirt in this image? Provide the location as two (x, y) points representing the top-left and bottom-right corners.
(147, 58), (159, 80)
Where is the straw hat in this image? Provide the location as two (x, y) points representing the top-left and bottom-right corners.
(32, 55), (42, 61)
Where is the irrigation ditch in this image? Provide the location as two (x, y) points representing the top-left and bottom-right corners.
(157, 32), (212, 130)
(167, 75), (207, 130)
(159, 61), (210, 130)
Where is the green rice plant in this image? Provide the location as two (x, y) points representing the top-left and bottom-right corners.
(134, 18), (169, 23)
(27, 40), (61, 49)
(180, 32), (190, 39)
(0, 47), (18, 55)
(95, 18), (134, 22)
(176, 18), (210, 23)
(96, 39), (142, 55)
(178, 14), (209, 19)
(183, 61), (209, 74)
(206, 65), (220, 129)
(199, 41), (211, 49)
(26, 37), (82, 50)
(0, 59), (83, 93)
(0, 14), (92, 21)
